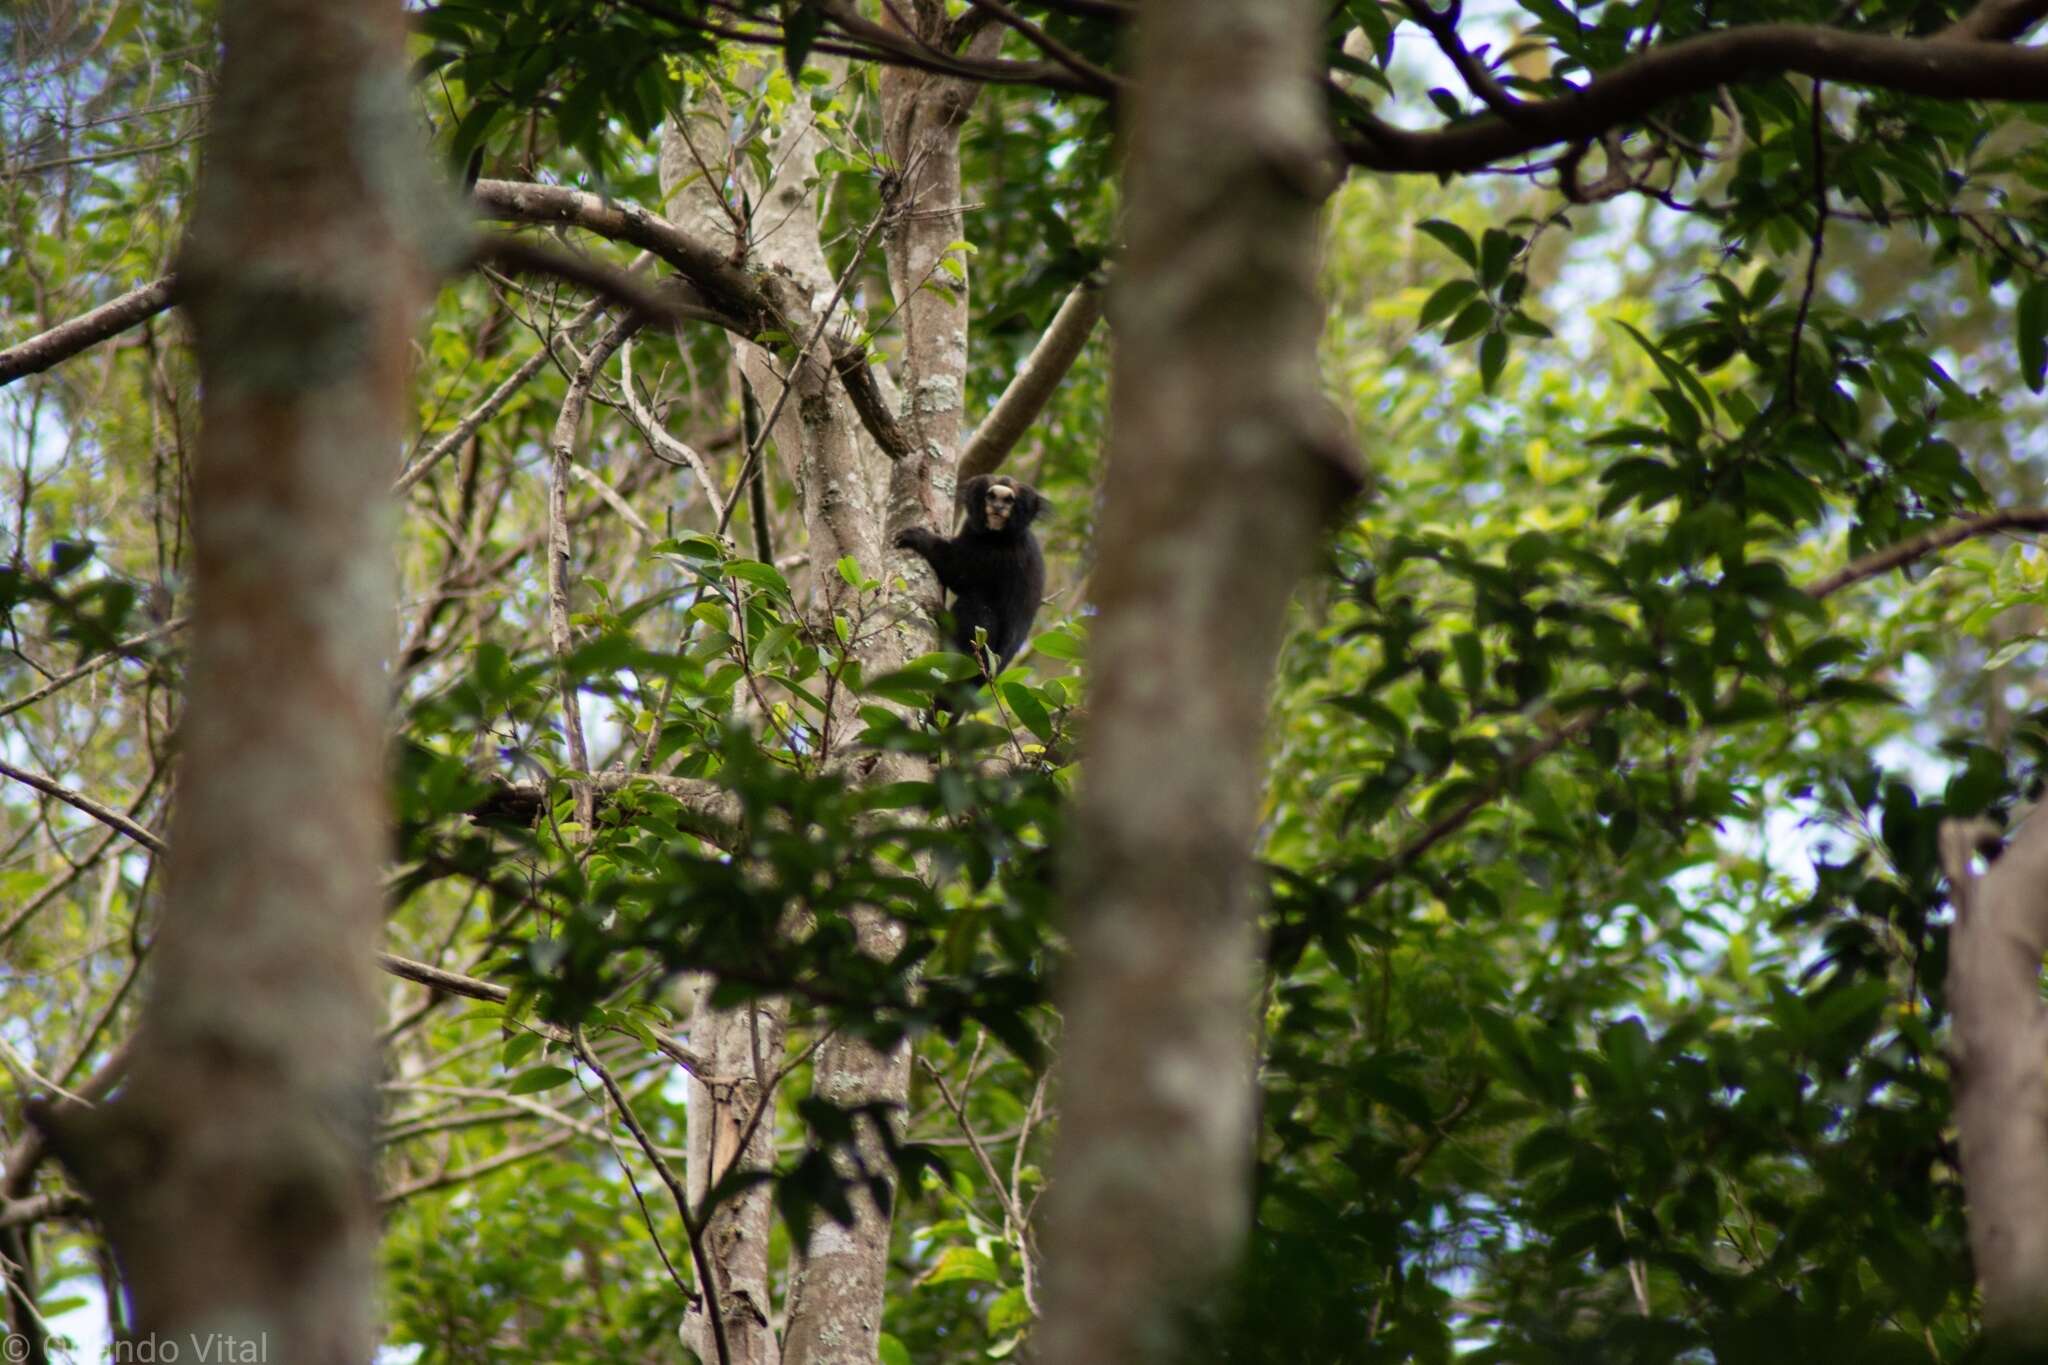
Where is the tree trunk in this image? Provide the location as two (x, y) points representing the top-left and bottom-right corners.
(34, 1), (436, 1360)
(1942, 815), (2048, 1353)
(661, 88), (798, 1365)
(781, 25), (998, 1365)
(682, 990), (790, 1365)
(658, 22), (994, 1358)
(1036, 0), (1357, 1360)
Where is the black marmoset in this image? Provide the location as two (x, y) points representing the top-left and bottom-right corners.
(893, 474), (1047, 677)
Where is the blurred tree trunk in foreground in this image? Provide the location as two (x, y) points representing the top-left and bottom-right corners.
(37, 2), (435, 1359)
(1037, 0), (1359, 1361)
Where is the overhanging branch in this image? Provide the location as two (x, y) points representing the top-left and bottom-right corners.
(473, 179), (763, 327)
(472, 178), (913, 459)
(474, 233), (726, 327)
(1343, 23), (2048, 174)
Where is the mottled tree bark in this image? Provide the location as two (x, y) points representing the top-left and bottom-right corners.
(1036, 1), (1357, 1362)
(681, 992), (789, 1365)
(34, 1), (439, 1360)
(657, 23), (995, 1357)
(660, 91), (796, 1365)
(1941, 814), (2048, 1353)
(778, 26), (999, 1365)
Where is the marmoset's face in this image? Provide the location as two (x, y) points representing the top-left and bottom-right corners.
(983, 482), (1017, 529)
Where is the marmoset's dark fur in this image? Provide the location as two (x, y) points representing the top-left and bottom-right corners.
(893, 474), (1047, 676)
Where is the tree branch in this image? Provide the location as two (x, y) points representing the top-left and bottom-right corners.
(0, 275), (180, 388)
(1341, 24), (2048, 174)
(0, 757), (165, 854)
(612, 0), (1103, 93)
(1942, 0), (2048, 41)
(467, 771), (743, 846)
(474, 179), (764, 327)
(1803, 508), (2048, 599)
(0, 617), (186, 722)
(959, 281), (1103, 481)
(377, 951), (710, 1074)
(962, 0), (1123, 91)
(472, 179), (914, 460)
(815, 0), (1107, 93)
(473, 233), (725, 327)
(0, 1189), (87, 1231)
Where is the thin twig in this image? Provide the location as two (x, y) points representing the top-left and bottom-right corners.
(0, 759), (165, 947)
(0, 757), (163, 854)
(547, 313), (644, 826)
(619, 336), (729, 524)
(717, 198), (896, 535)
(572, 1030), (731, 1365)
(1401, 0), (1527, 121)
(0, 617), (185, 722)
(1784, 78), (1828, 412)
(394, 309), (596, 494)
(919, 1054), (1040, 1313)
(378, 951), (709, 1073)
(719, 1026), (833, 1189)
(567, 462), (656, 538)
(381, 1129), (579, 1205)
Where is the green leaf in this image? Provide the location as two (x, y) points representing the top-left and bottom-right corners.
(1451, 632), (1485, 696)
(1479, 332), (1508, 392)
(2020, 281), (2048, 393)
(1418, 279), (1480, 330)
(998, 681), (1054, 742)
(449, 100), (504, 167)
(1984, 636), (2039, 671)
(660, 533), (726, 562)
(1442, 299), (1494, 346)
(908, 650), (985, 681)
(986, 1286), (1030, 1337)
(1416, 218), (1477, 267)
(506, 1065), (576, 1095)
(864, 668), (946, 704)
(1479, 227), (1517, 290)
(923, 1245), (999, 1286)
(1032, 625), (1085, 661)
(1613, 320), (1716, 419)
(726, 560), (791, 595)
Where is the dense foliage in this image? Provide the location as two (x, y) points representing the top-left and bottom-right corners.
(6, 0), (2048, 1360)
